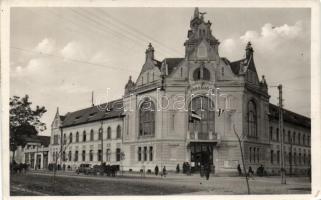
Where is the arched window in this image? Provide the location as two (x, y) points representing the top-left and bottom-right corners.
(139, 99), (156, 136)
(248, 100), (257, 137)
(303, 134), (306, 145)
(83, 131), (86, 142)
(69, 132), (73, 143)
(90, 129), (94, 141)
(189, 96), (215, 139)
(193, 67), (210, 81)
(107, 127), (111, 139)
(116, 125), (121, 139)
(76, 132), (79, 142)
(98, 128), (103, 140)
(68, 151), (72, 161)
(298, 133), (301, 145)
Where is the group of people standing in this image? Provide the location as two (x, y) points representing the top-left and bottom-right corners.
(237, 164), (265, 177)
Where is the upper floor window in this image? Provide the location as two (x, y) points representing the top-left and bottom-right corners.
(53, 135), (59, 145)
(76, 132), (79, 142)
(293, 132), (296, 144)
(139, 100), (155, 137)
(269, 127), (273, 141)
(98, 128), (103, 140)
(116, 125), (121, 139)
(193, 66), (210, 81)
(248, 100), (257, 137)
(107, 127), (111, 139)
(90, 129), (94, 141)
(69, 132), (73, 143)
(189, 96), (215, 137)
(83, 131), (86, 142)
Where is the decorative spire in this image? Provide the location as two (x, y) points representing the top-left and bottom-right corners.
(194, 7), (199, 19)
(245, 41), (254, 60)
(145, 43), (154, 61)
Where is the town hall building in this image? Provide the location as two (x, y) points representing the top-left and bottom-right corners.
(49, 8), (311, 175)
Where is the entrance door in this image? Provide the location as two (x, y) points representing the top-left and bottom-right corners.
(190, 143), (213, 171)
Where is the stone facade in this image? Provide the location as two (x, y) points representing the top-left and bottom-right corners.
(48, 8), (311, 175)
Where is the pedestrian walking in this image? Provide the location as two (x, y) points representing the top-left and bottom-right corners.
(248, 166), (254, 179)
(162, 166), (167, 177)
(204, 163), (211, 180)
(154, 165), (159, 176)
(237, 164), (242, 176)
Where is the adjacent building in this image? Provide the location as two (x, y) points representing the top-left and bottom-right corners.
(49, 8), (311, 175)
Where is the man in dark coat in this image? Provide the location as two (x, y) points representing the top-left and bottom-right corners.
(155, 165), (159, 176)
(237, 164), (242, 176)
(204, 163), (211, 180)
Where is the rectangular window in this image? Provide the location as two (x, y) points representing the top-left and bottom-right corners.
(116, 148), (121, 161)
(74, 151), (78, 162)
(270, 150), (274, 164)
(269, 127), (273, 141)
(82, 150), (86, 161)
(253, 148), (256, 163)
(277, 150), (280, 164)
(54, 135), (59, 145)
(257, 148), (260, 163)
(98, 150), (102, 162)
(138, 147), (141, 161)
(144, 146), (147, 161)
(249, 147), (252, 163)
(149, 146), (153, 161)
(89, 150), (93, 161)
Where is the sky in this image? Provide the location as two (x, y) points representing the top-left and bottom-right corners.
(10, 7), (311, 136)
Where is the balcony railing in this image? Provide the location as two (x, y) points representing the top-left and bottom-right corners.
(189, 131), (218, 141)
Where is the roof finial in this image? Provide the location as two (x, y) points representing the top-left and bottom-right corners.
(145, 43), (154, 61)
(245, 41), (254, 59)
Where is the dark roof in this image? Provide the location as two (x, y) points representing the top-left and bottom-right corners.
(59, 115), (65, 121)
(228, 56), (257, 75)
(61, 99), (124, 128)
(164, 58), (184, 75)
(269, 103), (311, 128)
(24, 135), (50, 147)
(229, 59), (244, 75)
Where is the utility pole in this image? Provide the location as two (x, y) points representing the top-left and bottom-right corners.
(278, 84), (286, 184)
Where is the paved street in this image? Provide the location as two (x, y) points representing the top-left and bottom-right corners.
(10, 171), (311, 195)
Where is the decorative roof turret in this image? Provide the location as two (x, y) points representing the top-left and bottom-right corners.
(245, 41), (254, 60)
(125, 75), (135, 95)
(145, 43), (154, 61)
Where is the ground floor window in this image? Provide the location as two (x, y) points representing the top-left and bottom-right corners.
(82, 150), (85, 161)
(98, 150), (102, 162)
(270, 150), (274, 164)
(149, 146), (153, 161)
(138, 147), (141, 161)
(143, 146), (147, 161)
(68, 151), (72, 161)
(74, 151), (78, 162)
(89, 150), (93, 161)
(116, 148), (121, 161)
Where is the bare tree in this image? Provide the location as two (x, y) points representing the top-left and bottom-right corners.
(51, 140), (71, 193)
(233, 124), (250, 194)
